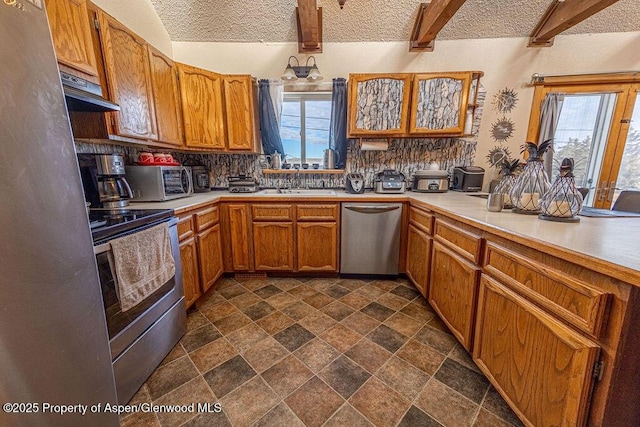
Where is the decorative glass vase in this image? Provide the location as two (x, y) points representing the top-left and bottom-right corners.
(539, 170), (583, 222)
(509, 159), (550, 214)
(492, 174), (517, 209)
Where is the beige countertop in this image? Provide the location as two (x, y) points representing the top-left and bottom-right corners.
(129, 190), (640, 285)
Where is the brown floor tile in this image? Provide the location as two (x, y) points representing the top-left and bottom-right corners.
(186, 311), (210, 331)
(398, 406), (442, 427)
(274, 323), (315, 351)
(298, 311), (338, 335)
(341, 311), (381, 336)
(303, 292), (335, 309)
(285, 376), (344, 427)
(281, 301), (315, 321)
(213, 312), (252, 335)
(220, 376), (279, 427)
(203, 355), (256, 398)
(273, 278), (303, 291)
(449, 343), (482, 374)
(121, 411), (160, 427)
(324, 403), (374, 427)
(324, 284), (351, 299)
(252, 402), (304, 427)
(153, 377), (215, 427)
(340, 292), (372, 310)
(376, 293), (410, 311)
(415, 378), (478, 427)
(482, 387), (524, 426)
(349, 377), (410, 427)
(189, 338), (238, 373)
(127, 384), (151, 406)
(360, 302), (395, 322)
(253, 284), (282, 299)
(241, 301), (276, 321)
(180, 412), (232, 427)
(236, 278), (270, 291)
(319, 355), (371, 398)
(367, 325), (408, 353)
(294, 338), (341, 373)
(396, 339), (446, 375)
(427, 314), (454, 333)
(474, 409), (517, 427)
(345, 338), (393, 374)
(400, 300), (435, 322)
(370, 279), (399, 292)
(376, 356), (430, 400)
(215, 278), (238, 290)
(320, 324), (362, 353)
(287, 284), (316, 299)
(198, 291), (227, 308)
(390, 285), (420, 301)
(384, 312), (424, 337)
(200, 301), (239, 323)
(229, 292), (262, 310)
(261, 354), (314, 398)
(226, 323), (269, 353)
(255, 311), (295, 335)
(159, 343), (186, 367)
(145, 356), (200, 400)
(414, 324), (458, 355)
(181, 324), (222, 353)
(355, 285), (387, 299)
(265, 292), (298, 310)
(242, 336), (289, 373)
(435, 359), (490, 404)
(338, 279), (368, 291)
(219, 284), (247, 300)
(305, 277), (340, 291)
(322, 301), (355, 321)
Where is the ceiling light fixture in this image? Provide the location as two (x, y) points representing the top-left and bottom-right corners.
(338, 0), (346, 9)
(281, 56), (323, 81)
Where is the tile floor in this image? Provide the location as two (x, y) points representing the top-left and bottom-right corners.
(121, 277), (523, 427)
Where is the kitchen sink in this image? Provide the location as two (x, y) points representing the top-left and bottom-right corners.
(256, 189), (337, 196)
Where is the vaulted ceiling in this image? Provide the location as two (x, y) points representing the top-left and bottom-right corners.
(150, 0), (640, 44)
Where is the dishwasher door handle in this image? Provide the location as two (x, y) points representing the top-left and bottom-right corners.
(345, 205), (401, 214)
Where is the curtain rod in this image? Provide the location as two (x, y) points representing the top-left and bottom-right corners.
(530, 71), (640, 85)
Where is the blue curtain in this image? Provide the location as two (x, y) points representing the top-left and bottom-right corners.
(329, 78), (348, 169)
(258, 79), (285, 157)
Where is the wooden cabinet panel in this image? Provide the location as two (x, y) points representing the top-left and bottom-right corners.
(251, 204), (294, 221)
(296, 204), (339, 221)
(297, 222), (338, 272)
(177, 215), (194, 242)
(177, 63), (225, 149)
(195, 206), (219, 232)
(148, 46), (183, 145)
(46, 0), (99, 80)
(474, 275), (600, 427)
(409, 205), (433, 234)
(429, 241), (480, 350)
(406, 224), (432, 298)
(484, 242), (610, 338)
(98, 11), (157, 140)
(434, 219), (483, 263)
(223, 75), (256, 151)
(253, 222), (294, 270)
(227, 204), (252, 271)
(198, 224), (223, 293)
(179, 236), (201, 309)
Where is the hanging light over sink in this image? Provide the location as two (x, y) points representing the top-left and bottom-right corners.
(281, 56), (323, 81)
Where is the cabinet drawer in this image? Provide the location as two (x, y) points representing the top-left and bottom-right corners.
(252, 204), (294, 221)
(195, 206), (219, 232)
(296, 204), (338, 221)
(177, 215), (195, 242)
(434, 219), (482, 263)
(483, 242), (610, 338)
(409, 206), (433, 234)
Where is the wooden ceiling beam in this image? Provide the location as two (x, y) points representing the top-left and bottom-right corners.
(410, 0), (467, 52)
(296, 0), (322, 53)
(529, 0), (621, 47)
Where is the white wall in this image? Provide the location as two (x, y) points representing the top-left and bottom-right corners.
(91, 0), (172, 56)
(173, 32), (640, 185)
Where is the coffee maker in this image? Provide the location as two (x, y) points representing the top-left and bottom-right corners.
(78, 153), (133, 209)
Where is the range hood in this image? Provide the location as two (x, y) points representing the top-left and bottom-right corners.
(60, 71), (119, 112)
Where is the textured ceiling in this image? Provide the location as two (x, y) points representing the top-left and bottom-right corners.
(150, 0), (640, 43)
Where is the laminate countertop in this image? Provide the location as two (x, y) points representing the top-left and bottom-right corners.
(129, 190), (640, 286)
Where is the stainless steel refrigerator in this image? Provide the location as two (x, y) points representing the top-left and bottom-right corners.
(0, 2), (119, 426)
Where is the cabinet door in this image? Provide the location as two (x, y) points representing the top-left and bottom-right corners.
(177, 63), (226, 149)
(197, 224), (223, 294)
(409, 72), (472, 135)
(348, 74), (412, 136)
(148, 46), (183, 146)
(474, 275), (600, 427)
(428, 241), (480, 351)
(406, 224), (432, 298)
(223, 75), (257, 151)
(98, 11), (157, 140)
(297, 222), (338, 272)
(253, 222), (294, 271)
(179, 236), (201, 309)
(46, 0), (99, 80)
(227, 204), (252, 271)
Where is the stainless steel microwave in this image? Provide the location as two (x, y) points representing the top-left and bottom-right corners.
(125, 166), (193, 201)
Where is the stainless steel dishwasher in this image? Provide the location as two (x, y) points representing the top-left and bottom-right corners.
(340, 203), (403, 275)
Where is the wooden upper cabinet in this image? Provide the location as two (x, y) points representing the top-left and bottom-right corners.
(223, 75), (257, 151)
(348, 74), (412, 136)
(176, 63), (226, 150)
(98, 11), (157, 140)
(148, 46), (183, 146)
(46, 0), (99, 81)
(409, 72), (473, 135)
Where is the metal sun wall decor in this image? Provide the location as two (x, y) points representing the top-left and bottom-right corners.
(491, 116), (515, 143)
(486, 146), (512, 170)
(492, 87), (518, 113)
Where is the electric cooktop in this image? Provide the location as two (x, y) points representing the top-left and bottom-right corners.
(89, 208), (173, 244)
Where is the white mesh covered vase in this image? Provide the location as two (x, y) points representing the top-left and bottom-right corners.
(509, 141), (552, 214)
(539, 158), (583, 222)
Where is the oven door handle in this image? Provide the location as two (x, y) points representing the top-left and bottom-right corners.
(94, 242), (111, 255)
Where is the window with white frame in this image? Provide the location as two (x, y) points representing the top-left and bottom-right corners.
(280, 92), (332, 166)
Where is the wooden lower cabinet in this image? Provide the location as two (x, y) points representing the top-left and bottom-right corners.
(179, 236), (201, 308)
(474, 275), (600, 427)
(297, 222), (338, 272)
(253, 222), (294, 270)
(227, 204), (252, 271)
(197, 224), (223, 293)
(406, 223), (432, 297)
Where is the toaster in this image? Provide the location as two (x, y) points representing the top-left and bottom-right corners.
(451, 166), (485, 192)
(346, 173), (365, 194)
